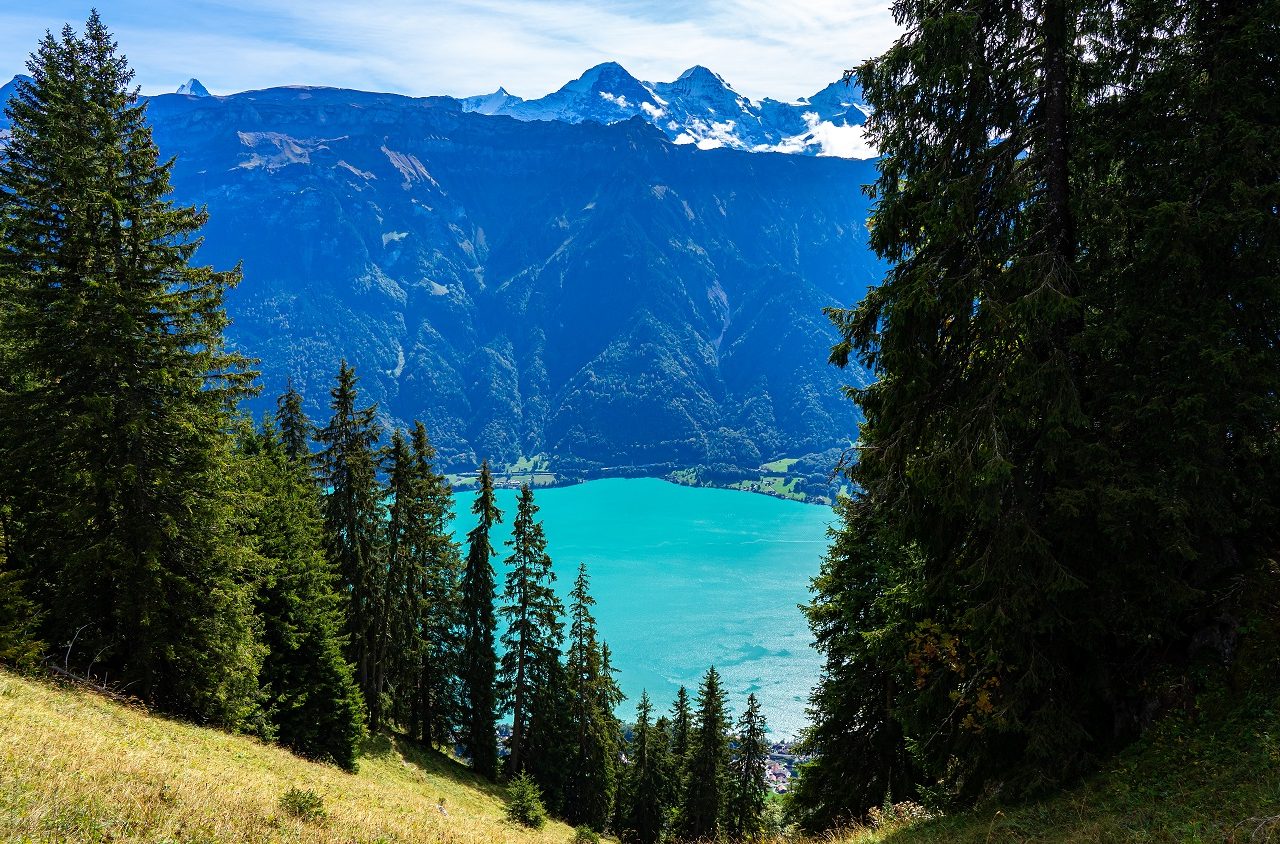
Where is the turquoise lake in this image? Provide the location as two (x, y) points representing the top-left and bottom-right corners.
(451, 477), (836, 739)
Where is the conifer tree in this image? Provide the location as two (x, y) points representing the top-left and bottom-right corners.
(0, 506), (43, 671)
(459, 461), (502, 778)
(523, 654), (573, 815)
(316, 361), (384, 726)
(622, 691), (668, 844)
(0, 14), (260, 722)
(807, 0), (1280, 816)
(238, 421), (365, 769)
(564, 563), (621, 829)
(726, 694), (769, 842)
(410, 421), (462, 748)
(787, 499), (919, 829)
(651, 715), (679, 821)
(679, 667), (730, 841)
(669, 685), (692, 776)
(379, 429), (421, 728)
(275, 381), (313, 465)
(499, 485), (564, 779)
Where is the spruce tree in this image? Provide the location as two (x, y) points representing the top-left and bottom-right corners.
(238, 421), (365, 769)
(379, 429), (421, 729)
(564, 563), (621, 829)
(669, 685), (692, 775)
(726, 694), (769, 842)
(0, 506), (43, 671)
(651, 715), (679, 825)
(459, 461), (502, 778)
(679, 666), (730, 841)
(275, 381), (313, 465)
(809, 0), (1280, 815)
(410, 421), (462, 748)
(316, 361), (384, 726)
(0, 14), (260, 722)
(622, 691), (668, 844)
(787, 498), (919, 830)
(498, 484), (564, 779)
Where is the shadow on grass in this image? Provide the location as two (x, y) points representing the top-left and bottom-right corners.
(360, 730), (512, 803)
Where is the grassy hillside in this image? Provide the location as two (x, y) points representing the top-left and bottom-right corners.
(835, 698), (1280, 844)
(0, 671), (574, 843)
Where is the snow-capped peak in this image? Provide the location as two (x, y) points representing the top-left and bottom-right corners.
(176, 78), (210, 97)
(457, 64), (876, 159)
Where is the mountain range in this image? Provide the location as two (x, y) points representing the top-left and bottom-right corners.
(0, 66), (879, 477)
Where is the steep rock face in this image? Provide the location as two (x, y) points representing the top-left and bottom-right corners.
(4, 78), (879, 472)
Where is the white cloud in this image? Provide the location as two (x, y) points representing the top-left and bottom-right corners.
(0, 0), (900, 102)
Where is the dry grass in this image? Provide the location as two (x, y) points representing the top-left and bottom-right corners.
(0, 670), (575, 843)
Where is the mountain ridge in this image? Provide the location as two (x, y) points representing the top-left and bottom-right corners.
(1, 73), (880, 477)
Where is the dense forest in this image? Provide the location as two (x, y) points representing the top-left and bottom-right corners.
(1, 0), (1278, 840)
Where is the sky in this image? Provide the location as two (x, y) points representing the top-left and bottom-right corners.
(0, 0), (900, 102)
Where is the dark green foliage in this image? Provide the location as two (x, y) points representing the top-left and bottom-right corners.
(564, 564), (623, 829)
(787, 497), (920, 830)
(669, 686), (692, 770)
(522, 653), (573, 816)
(408, 422), (463, 748)
(804, 0), (1280, 821)
(316, 361), (384, 727)
(506, 772), (548, 829)
(620, 692), (669, 844)
(275, 381), (313, 465)
(459, 461), (502, 779)
(379, 430), (423, 730)
(0, 13), (260, 723)
(498, 484), (565, 780)
(238, 422), (365, 770)
(725, 694), (769, 842)
(573, 825), (602, 844)
(0, 508), (43, 671)
(278, 787), (327, 823)
(679, 666), (730, 841)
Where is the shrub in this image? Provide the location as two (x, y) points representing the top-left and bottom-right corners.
(279, 787), (327, 823)
(506, 773), (547, 829)
(573, 825), (601, 844)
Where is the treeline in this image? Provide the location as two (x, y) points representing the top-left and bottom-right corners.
(0, 14), (783, 841)
(789, 0), (1279, 832)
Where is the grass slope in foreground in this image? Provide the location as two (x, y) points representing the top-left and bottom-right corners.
(840, 696), (1280, 844)
(0, 671), (573, 843)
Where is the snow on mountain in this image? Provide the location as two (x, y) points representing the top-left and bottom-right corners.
(3, 65), (873, 159)
(464, 63), (876, 159)
(176, 78), (210, 97)
(459, 86), (523, 115)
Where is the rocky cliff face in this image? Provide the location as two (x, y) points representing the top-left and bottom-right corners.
(5, 77), (879, 472)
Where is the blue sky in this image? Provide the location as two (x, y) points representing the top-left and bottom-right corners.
(0, 1), (899, 101)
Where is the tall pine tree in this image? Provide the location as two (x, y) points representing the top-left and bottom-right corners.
(316, 361), (384, 727)
(459, 461), (502, 778)
(679, 666), (730, 841)
(564, 563), (621, 829)
(409, 422), (462, 748)
(0, 14), (260, 723)
(275, 380), (313, 465)
(498, 485), (564, 780)
(725, 694), (769, 842)
(237, 420), (365, 769)
(807, 0), (1280, 816)
(621, 691), (668, 844)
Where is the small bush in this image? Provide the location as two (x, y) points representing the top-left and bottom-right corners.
(867, 800), (934, 832)
(279, 787), (327, 823)
(506, 773), (547, 829)
(573, 824), (601, 844)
